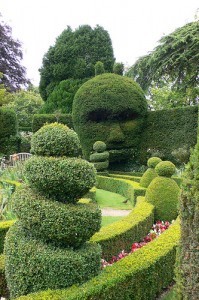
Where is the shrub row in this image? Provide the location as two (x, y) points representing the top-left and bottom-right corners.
(32, 114), (73, 133)
(139, 105), (198, 165)
(15, 218), (180, 300)
(91, 197), (154, 260)
(97, 175), (146, 203)
(109, 173), (141, 183)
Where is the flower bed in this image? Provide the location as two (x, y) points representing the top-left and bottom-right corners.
(102, 220), (171, 268)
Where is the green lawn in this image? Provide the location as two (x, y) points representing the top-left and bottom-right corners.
(96, 188), (133, 210)
(101, 216), (124, 227)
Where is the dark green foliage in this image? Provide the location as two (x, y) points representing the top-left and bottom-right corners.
(40, 79), (87, 114)
(127, 21), (199, 104)
(73, 73), (147, 162)
(31, 123), (81, 157)
(93, 141), (106, 153)
(145, 176), (180, 221)
(92, 161), (109, 172)
(12, 187), (101, 248)
(155, 161), (176, 177)
(0, 254), (8, 298)
(94, 61), (105, 76)
(139, 106), (198, 165)
(4, 222), (101, 299)
(32, 113), (73, 132)
(0, 135), (21, 156)
(0, 108), (17, 139)
(0, 220), (15, 254)
(25, 156), (96, 203)
(178, 136), (199, 298)
(39, 25), (115, 100)
(113, 62), (124, 75)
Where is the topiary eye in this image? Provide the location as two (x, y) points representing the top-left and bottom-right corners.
(87, 109), (111, 122)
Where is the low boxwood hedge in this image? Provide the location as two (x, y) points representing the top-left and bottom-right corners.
(15, 218), (180, 300)
(91, 197), (154, 260)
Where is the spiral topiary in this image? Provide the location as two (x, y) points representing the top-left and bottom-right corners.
(4, 123), (101, 299)
(145, 160), (180, 221)
(90, 141), (109, 173)
(140, 157), (162, 188)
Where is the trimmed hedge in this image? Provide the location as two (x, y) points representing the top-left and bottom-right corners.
(97, 175), (146, 202)
(12, 186), (101, 248)
(30, 123), (81, 157)
(0, 135), (21, 156)
(4, 222), (101, 299)
(0, 220), (15, 254)
(72, 73), (147, 162)
(0, 108), (17, 139)
(0, 254), (8, 298)
(145, 176), (180, 221)
(32, 114), (73, 133)
(91, 197), (154, 260)
(25, 156), (96, 203)
(15, 218), (180, 300)
(139, 105), (198, 165)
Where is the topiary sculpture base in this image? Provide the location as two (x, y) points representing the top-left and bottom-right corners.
(5, 223), (101, 299)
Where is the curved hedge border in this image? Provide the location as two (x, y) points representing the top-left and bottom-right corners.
(91, 197), (154, 260)
(97, 175), (146, 203)
(15, 218), (180, 300)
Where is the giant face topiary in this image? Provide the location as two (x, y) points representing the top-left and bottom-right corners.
(72, 73), (147, 163)
(145, 160), (180, 221)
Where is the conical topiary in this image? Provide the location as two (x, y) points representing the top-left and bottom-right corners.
(145, 161), (180, 221)
(140, 157), (162, 188)
(4, 123), (102, 299)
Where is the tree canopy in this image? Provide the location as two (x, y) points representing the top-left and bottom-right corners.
(0, 15), (29, 92)
(39, 24), (115, 100)
(126, 21), (199, 107)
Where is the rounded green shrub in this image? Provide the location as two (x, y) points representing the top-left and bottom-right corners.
(25, 156), (96, 203)
(147, 157), (162, 168)
(4, 222), (101, 299)
(12, 187), (101, 248)
(31, 122), (81, 157)
(90, 151), (109, 162)
(0, 108), (17, 139)
(145, 161), (180, 221)
(140, 157), (162, 188)
(93, 141), (106, 153)
(155, 161), (176, 177)
(72, 73), (147, 161)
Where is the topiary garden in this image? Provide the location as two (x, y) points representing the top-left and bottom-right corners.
(0, 73), (197, 300)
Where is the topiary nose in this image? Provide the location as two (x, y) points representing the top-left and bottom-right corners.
(107, 123), (125, 143)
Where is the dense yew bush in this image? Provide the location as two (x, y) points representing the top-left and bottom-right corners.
(90, 141), (109, 172)
(0, 108), (17, 139)
(139, 105), (198, 165)
(72, 73), (147, 162)
(12, 187), (101, 248)
(93, 141), (106, 153)
(4, 123), (101, 298)
(32, 114), (73, 132)
(140, 157), (162, 188)
(31, 123), (81, 157)
(25, 156), (96, 203)
(145, 161), (180, 221)
(5, 223), (101, 299)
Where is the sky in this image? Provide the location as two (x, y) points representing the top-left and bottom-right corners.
(0, 0), (198, 86)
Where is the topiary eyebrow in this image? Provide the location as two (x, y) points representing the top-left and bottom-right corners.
(87, 109), (139, 122)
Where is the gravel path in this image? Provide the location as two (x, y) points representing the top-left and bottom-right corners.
(101, 208), (131, 216)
